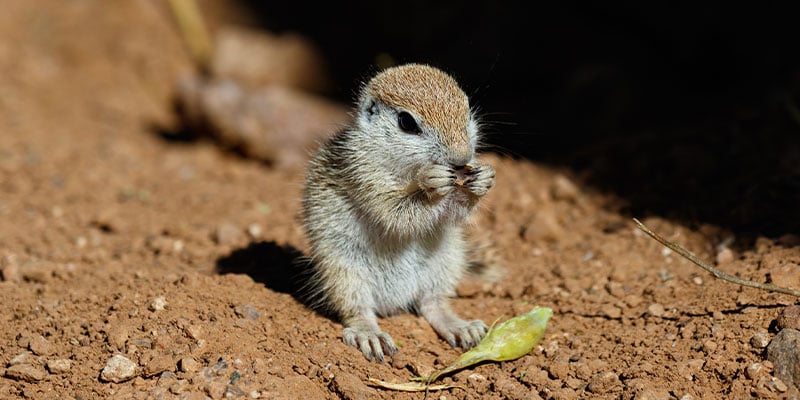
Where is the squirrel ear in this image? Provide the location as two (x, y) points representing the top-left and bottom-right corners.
(361, 99), (378, 122)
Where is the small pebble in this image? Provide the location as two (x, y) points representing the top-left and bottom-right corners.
(205, 380), (227, 399)
(647, 303), (665, 317)
(466, 373), (490, 393)
(143, 354), (175, 377)
(745, 362), (765, 380)
(46, 359), (72, 374)
(769, 377), (789, 393)
(185, 325), (203, 341)
(28, 335), (54, 356)
(686, 359), (705, 372)
(101, 354), (138, 383)
(247, 223), (262, 239)
(543, 340), (559, 357)
(600, 305), (622, 319)
(550, 174), (580, 202)
(234, 304), (261, 320)
(226, 384), (246, 398)
(715, 248), (734, 264)
(180, 357), (200, 373)
(149, 296), (168, 311)
(702, 340), (718, 353)
(106, 325), (130, 350)
(586, 371), (621, 394)
(776, 305), (800, 331)
(750, 331), (771, 349)
(5, 364), (46, 382)
(692, 276), (703, 285)
(214, 223), (242, 245)
(9, 352), (32, 366)
(1, 254), (20, 282)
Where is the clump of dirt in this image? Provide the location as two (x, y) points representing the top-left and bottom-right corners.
(1, 2), (798, 399)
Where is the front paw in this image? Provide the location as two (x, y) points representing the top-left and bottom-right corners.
(417, 164), (456, 199)
(439, 319), (488, 349)
(343, 326), (398, 362)
(462, 164), (495, 197)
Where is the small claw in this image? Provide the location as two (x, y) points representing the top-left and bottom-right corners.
(343, 327), (397, 362)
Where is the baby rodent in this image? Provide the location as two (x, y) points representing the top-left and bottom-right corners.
(301, 63), (495, 361)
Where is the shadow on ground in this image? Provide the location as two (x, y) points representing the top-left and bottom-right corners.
(215, 241), (313, 301)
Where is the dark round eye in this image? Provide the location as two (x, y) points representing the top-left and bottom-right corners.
(397, 111), (421, 134)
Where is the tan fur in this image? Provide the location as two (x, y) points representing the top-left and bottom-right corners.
(367, 64), (471, 158)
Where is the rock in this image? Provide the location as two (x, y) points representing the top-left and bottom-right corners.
(702, 340), (718, 353)
(225, 384), (246, 398)
(745, 362), (766, 380)
(550, 174), (580, 202)
(180, 357), (200, 373)
(686, 359), (705, 372)
(211, 26), (330, 92)
(100, 354), (138, 383)
(750, 331), (771, 348)
(466, 373), (490, 393)
(766, 329), (800, 389)
(46, 359), (72, 374)
(5, 364), (46, 382)
(522, 206), (564, 243)
(769, 377), (789, 393)
(776, 305), (800, 331)
(28, 334), (54, 356)
(9, 352), (33, 366)
(214, 223), (242, 245)
(715, 248), (734, 265)
(647, 303), (665, 317)
(179, 322), (201, 338)
(106, 325), (130, 351)
(149, 296), (168, 311)
(0, 254), (20, 282)
(234, 304), (261, 320)
(204, 380), (227, 399)
(330, 372), (374, 400)
(587, 371), (621, 394)
(246, 223), (262, 239)
(143, 354), (175, 377)
(763, 256), (800, 290)
(600, 304), (622, 319)
(127, 337), (153, 350)
(177, 76), (350, 170)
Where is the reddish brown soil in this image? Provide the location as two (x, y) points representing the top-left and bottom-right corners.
(1, 2), (798, 399)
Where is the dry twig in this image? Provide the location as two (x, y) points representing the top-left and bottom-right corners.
(633, 218), (800, 297)
(167, 0), (213, 72)
(366, 378), (459, 392)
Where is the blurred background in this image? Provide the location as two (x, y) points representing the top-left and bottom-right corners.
(208, 1), (800, 239)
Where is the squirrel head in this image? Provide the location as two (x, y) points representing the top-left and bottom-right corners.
(354, 64), (479, 170)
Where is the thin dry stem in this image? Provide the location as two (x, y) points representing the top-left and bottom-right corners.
(167, 0), (213, 72)
(366, 378), (459, 392)
(633, 218), (800, 297)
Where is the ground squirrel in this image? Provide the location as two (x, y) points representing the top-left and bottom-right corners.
(301, 63), (495, 361)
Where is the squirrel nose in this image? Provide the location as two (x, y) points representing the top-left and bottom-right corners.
(448, 153), (472, 168)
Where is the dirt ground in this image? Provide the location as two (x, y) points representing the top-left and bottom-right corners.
(1, 2), (799, 399)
